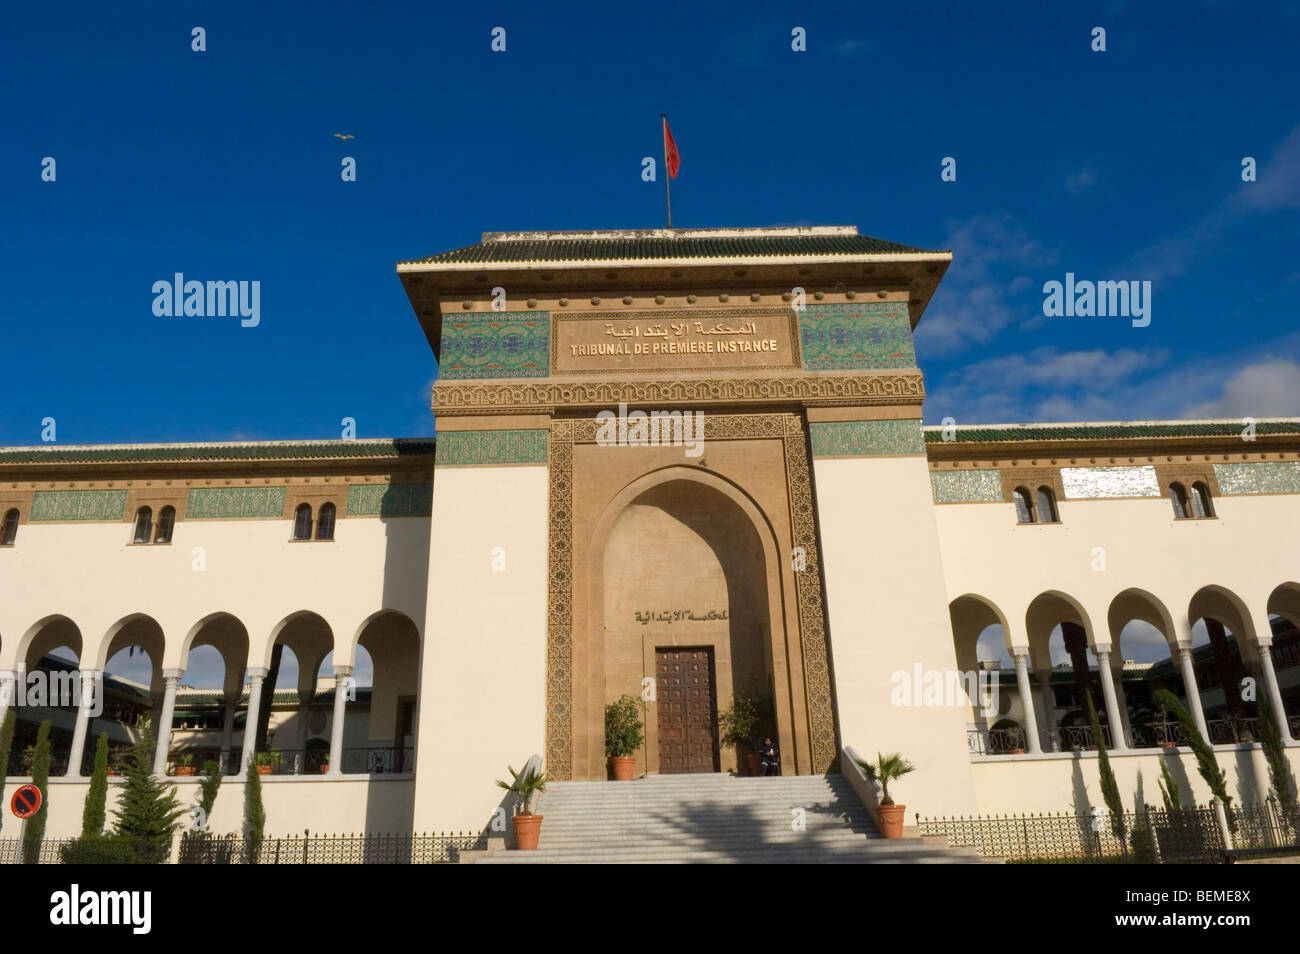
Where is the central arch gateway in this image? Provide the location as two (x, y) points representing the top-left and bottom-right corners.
(550, 412), (840, 780)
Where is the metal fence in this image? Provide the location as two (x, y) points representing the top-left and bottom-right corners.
(178, 830), (483, 864)
(918, 801), (1298, 863)
(0, 837), (76, 864)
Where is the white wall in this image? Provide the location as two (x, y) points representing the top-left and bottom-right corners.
(814, 454), (980, 817)
(412, 464), (548, 832)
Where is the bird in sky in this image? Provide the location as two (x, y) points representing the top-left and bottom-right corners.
(333, 133), (355, 140)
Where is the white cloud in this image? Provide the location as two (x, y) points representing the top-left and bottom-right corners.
(1181, 358), (1300, 418)
(924, 334), (1300, 426)
(1065, 168), (1097, 193)
(914, 215), (1056, 357)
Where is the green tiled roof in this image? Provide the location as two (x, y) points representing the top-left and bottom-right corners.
(923, 420), (1300, 444)
(402, 228), (935, 265)
(0, 438), (436, 465)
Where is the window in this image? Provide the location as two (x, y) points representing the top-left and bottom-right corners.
(0, 509), (18, 545)
(132, 506), (153, 544)
(1191, 482), (1214, 519)
(1013, 487), (1035, 524)
(1036, 486), (1059, 523)
(293, 503), (313, 540)
(316, 502), (336, 541)
(155, 505), (176, 544)
(1169, 482), (1190, 519)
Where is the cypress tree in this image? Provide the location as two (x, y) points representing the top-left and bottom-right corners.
(1156, 689), (1237, 833)
(22, 720), (52, 864)
(197, 759), (222, 826)
(111, 726), (184, 863)
(81, 732), (110, 836)
(0, 709), (15, 819)
(1086, 692), (1127, 850)
(1257, 692), (1300, 833)
(1158, 756), (1183, 811)
(244, 753), (265, 864)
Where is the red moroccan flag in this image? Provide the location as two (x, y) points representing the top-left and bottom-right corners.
(662, 115), (680, 179)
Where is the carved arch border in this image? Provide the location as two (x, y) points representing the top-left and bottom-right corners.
(545, 410), (839, 779)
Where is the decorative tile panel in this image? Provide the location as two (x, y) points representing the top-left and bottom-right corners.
(185, 486), (286, 518)
(798, 302), (915, 371)
(1060, 466), (1161, 499)
(1213, 461), (1300, 495)
(808, 419), (924, 457)
(345, 482), (433, 516)
(439, 311), (550, 379)
(436, 429), (548, 466)
(931, 470), (1004, 503)
(29, 490), (128, 521)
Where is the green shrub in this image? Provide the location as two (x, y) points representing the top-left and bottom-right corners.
(604, 696), (645, 758)
(60, 835), (141, 865)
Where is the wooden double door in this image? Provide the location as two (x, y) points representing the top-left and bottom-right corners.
(655, 647), (720, 774)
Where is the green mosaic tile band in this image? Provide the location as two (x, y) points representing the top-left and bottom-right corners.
(29, 489), (128, 521)
(808, 419), (924, 457)
(931, 470), (1004, 503)
(186, 486), (287, 519)
(798, 302), (915, 371)
(436, 429), (549, 466)
(439, 310), (550, 379)
(1214, 461), (1300, 495)
(346, 482), (433, 516)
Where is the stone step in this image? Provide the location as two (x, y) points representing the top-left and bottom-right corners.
(473, 772), (976, 864)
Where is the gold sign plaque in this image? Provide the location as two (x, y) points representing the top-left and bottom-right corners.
(553, 308), (799, 374)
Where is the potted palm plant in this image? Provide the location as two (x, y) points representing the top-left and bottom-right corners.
(175, 752), (197, 776)
(604, 695), (644, 781)
(496, 764), (548, 850)
(319, 751), (330, 774)
(855, 752), (915, 839)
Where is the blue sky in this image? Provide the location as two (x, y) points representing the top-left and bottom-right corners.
(3, 0), (1299, 449)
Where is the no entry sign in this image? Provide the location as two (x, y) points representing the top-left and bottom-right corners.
(10, 784), (41, 819)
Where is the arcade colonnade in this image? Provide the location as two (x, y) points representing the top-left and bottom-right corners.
(0, 607), (421, 778)
(950, 580), (1300, 753)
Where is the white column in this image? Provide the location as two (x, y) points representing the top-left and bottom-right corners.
(1256, 638), (1294, 742)
(1173, 646), (1210, 740)
(327, 665), (352, 777)
(1035, 669), (1059, 751)
(0, 670), (15, 731)
(239, 668), (268, 774)
(1011, 649), (1041, 754)
(66, 670), (101, 777)
(152, 669), (183, 776)
(1094, 648), (1128, 750)
(219, 697), (236, 773)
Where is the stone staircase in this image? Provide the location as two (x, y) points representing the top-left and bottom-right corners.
(472, 773), (987, 864)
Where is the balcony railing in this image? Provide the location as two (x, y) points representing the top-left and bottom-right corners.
(972, 713), (1300, 756)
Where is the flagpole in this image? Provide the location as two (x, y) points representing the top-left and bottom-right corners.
(662, 114), (672, 229)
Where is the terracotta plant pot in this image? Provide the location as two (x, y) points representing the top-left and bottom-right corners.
(320, 764), (330, 774)
(1010, 748), (1025, 755)
(609, 755), (635, 781)
(876, 804), (906, 839)
(1162, 742), (1177, 749)
(746, 753), (761, 777)
(175, 766), (196, 776)
(257, 765), (272, 776)
(513, 812), (543, 850)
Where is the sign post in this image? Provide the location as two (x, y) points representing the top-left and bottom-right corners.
(10, 784), (41, 864)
